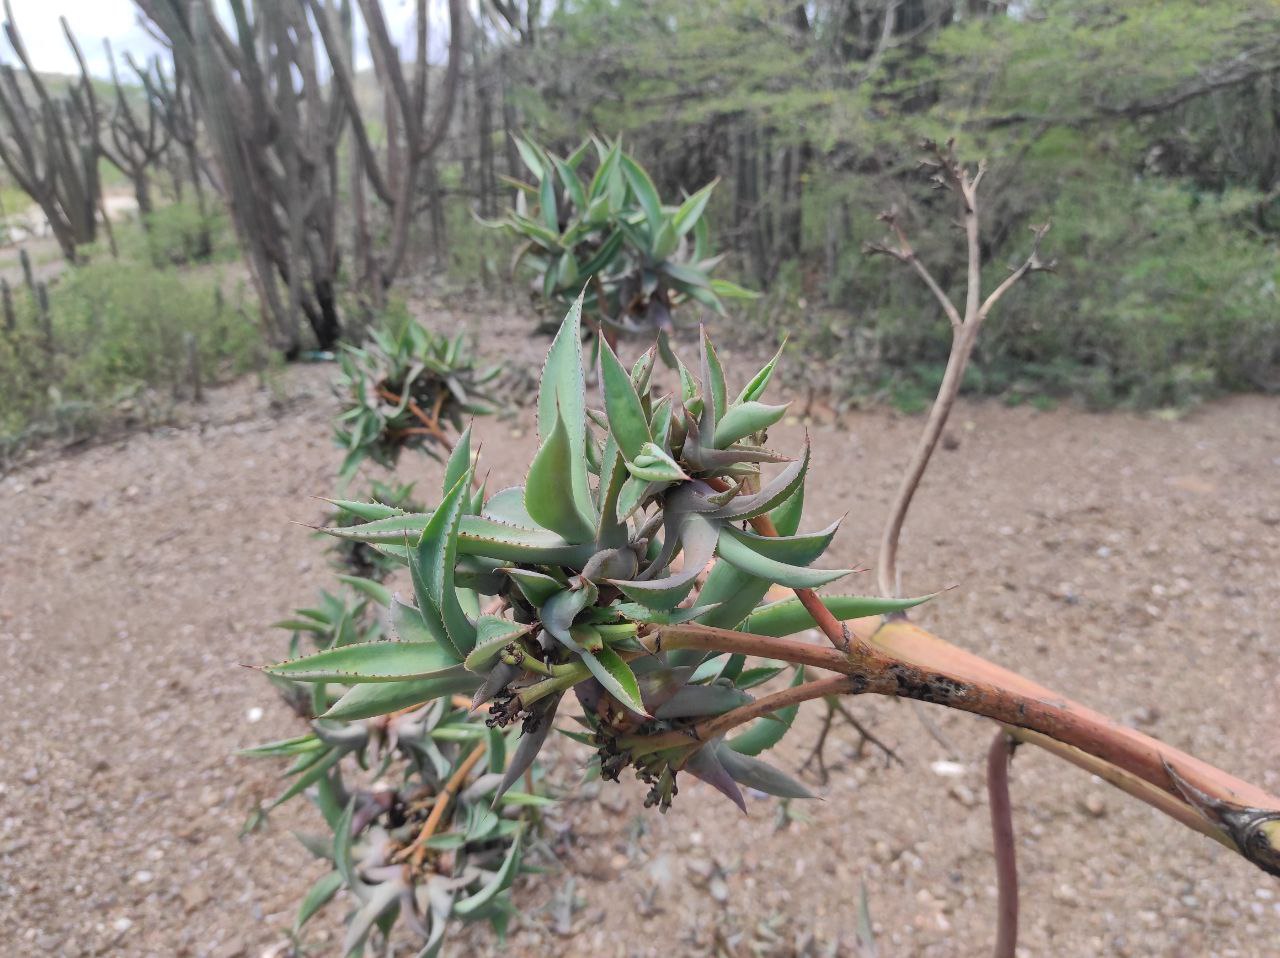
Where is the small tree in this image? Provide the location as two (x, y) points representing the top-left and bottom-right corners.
(139, 0), (349, 354)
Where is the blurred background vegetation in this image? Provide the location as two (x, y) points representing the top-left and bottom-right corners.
(500, 0), (1280, 409)
(1, 0), (1278, 459)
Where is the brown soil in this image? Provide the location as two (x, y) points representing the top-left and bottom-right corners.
(3, 317), (1279, 957)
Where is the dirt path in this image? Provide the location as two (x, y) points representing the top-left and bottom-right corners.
(2, 356), (1278, 956)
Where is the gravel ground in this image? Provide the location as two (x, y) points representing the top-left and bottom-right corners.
(2, 312), (1278, 957)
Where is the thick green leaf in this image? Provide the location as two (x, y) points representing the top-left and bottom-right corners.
(512, 135), (545, 180)
(321, 669), (481, 721)
(269, 747), (343, 810)
(594, 436), (630, 546)
(495, 694), (561, 803)
(526, 406), (596, 542)
(717, 743), (814, 799)
(498, 791), (556, 808)
(576, 229), (624, 279)
(294, 871), (343, 933)
(701, 329), (728, 429)
(389, 596), (446, 645)
(263, 641), (460, 684)
(711, 443), (809, 521)
(713, 401), (789, 448)
(599, 338), (651, 461)
(336, 575), (393, 608)
(338, 522), (593, 568)
(769, 482), (805, 537)
(620, 153), (662, 235)
(611, 512), (717, 610)
(652, 219), (679, 260)
(735, 340), (786, 405)
(552, 154), (587, 210)
(715, 526), (853, 589)
(719, 519), (841, 566)
(506, 212), (561, 249)
(414, 473), (476, 656)
(536, 294), (595, 526)
(626, 441), (688, 483)
(322, 498), (405, 522)
(739, 593), (935, 637)
(611, 602), (716, 625)
(483, 487), (535, 526)
(239, 733), (323, 759)
(654, 682), (751, 719)
(496, 569), (559, 610)
(710, 278), (760, 300)
(631, 346), (656, 392)
(540, 584), (597, 645)
(539, 174), (558, 235)
(333, 798), (359, 890)
(587, 139), (621, 202)
(673, 180), (716, 236)
(729, 666), (805, 756)
(453, 826), (524, 917)
(581, 645), (647, 717)
(443, 424), (473, 498)
(615, 475), (653, 522)
(463, 616), (534, 673)
(342, 879), (402, 957)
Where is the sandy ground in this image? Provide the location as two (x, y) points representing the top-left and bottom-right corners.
(2, 313), (1279, 957)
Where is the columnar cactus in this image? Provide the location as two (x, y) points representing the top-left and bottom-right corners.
(0, 5), (102, 261)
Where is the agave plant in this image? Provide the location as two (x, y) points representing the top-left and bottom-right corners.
(250, 561), (541, 953)
(490, 136), (755, 347)
(334, 318), (501, 477)
(257, 294), (923, 952)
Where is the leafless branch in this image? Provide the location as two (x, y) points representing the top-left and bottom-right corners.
(864, 207), (962, 329)
(987, 731), (1018, 958)
(874, 139), (1051, 598)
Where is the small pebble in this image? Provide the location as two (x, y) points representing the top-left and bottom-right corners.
(1081, 793), (1107, 818)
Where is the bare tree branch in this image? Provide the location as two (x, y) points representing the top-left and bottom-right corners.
(987, 731), (1018, 958)
(874, 139), (1051, 598)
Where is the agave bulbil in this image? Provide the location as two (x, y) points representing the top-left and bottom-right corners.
(334, 319), (501, 477)
(490, 136), (757, 344)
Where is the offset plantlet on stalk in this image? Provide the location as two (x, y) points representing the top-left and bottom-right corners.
(333, 319), (501, 477)
(487, 136), (755, 346)
(256, 317), (520, 954)
(265, 292), (1279, 953)
(249, 546), (538, 954)
(261, 296), (917, 950)
(290, 294), (918, 822)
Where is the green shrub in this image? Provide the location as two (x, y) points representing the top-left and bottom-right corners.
(0, 260), (260, 452)
(114, 200), (235, 267)
(737, 165), (1279, 410)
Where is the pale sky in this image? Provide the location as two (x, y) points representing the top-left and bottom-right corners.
(2, 0), (432, 79)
